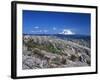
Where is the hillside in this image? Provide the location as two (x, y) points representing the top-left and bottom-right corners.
(22, 35), (91, 69)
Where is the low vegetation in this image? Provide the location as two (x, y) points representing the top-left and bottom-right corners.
(22, 35), (91, 69)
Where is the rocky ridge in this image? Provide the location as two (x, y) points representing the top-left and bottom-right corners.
(22, 35), (91, 69)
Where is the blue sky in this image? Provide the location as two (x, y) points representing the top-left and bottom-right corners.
(23, 10), (91, 35)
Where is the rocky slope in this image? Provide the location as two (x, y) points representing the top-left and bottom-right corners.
(22, 35), (91, 69)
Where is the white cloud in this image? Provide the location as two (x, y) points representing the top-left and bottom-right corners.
(31, 31), (35, 33)
(31, 29), (48, 33)
(44, 30), (48, 33)
(31, 30), (42, 33)
(39, 30), (42, 32)
(59, 29), (75, 35)
(34, 26), (39, 29)
(53, 27), (56, 30)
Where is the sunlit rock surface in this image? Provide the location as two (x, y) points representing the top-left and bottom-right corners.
(22, 35), (91, 69)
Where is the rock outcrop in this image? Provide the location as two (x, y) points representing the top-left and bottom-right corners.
(22, 35), (90, 69)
